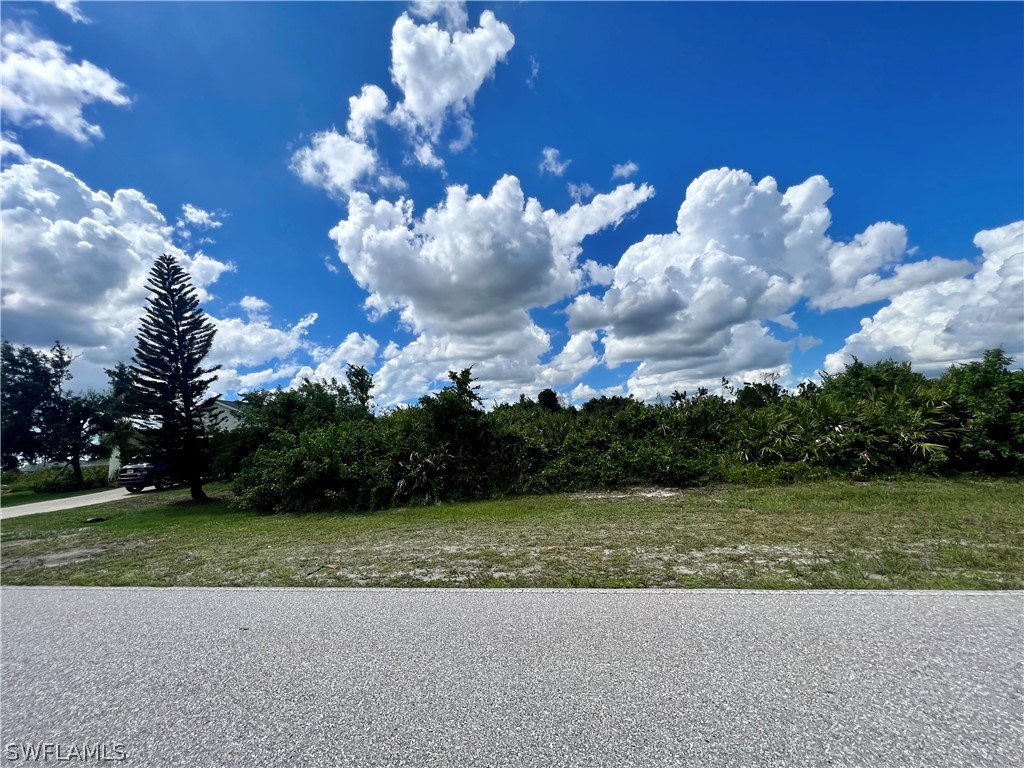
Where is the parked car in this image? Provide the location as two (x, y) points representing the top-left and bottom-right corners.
(117, 461), (176, 493)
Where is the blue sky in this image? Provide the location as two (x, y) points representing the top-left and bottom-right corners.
(2, 0), (1021, 406)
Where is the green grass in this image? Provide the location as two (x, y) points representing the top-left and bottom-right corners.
(0, 486), (113, 508)
(1, 479), (1021, 589)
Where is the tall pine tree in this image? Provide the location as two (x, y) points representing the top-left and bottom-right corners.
(131, 254), (220, 501)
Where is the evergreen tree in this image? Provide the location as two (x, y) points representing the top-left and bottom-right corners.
(130, 254), (220, 501)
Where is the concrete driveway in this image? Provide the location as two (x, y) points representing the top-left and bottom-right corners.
(0, 487), (140, 520)
(2, 587), (1021, 767)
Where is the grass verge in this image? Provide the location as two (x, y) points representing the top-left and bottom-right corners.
(0, 479), (1021, 589)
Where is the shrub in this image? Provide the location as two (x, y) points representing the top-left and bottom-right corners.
(233, 421), (389, 514)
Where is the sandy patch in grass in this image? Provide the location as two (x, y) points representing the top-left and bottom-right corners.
(3, 540), (151, 570)
(573, 486), (684, 500)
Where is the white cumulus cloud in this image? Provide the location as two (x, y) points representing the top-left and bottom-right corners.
(0, 21), (129, 142)
(178, 203), (225, 231)
(289, 332), (381, 386)
(825, 221), (1024, 374)
(389, 10), (514, 159)
(409, 0), (469, 32)
(612, 161), (638, 179)
(0, 157), (319, 396)
(327, 174), (652, 404)
(566, 167), (977, 399)
(347, 84), (390, 142)
(290, 129), (378, 198)
(1, 158), (232, 360)
(211, 312), (317, 369)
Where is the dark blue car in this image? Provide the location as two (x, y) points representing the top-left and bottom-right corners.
(116, 461), (175, 493)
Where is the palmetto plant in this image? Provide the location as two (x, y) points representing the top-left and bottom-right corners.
(737, 385), (959, 473)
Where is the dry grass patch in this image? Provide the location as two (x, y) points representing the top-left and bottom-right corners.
(1, 479), (1021, 589)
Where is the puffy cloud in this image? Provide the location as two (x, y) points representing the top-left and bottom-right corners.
(539, 147), (570, 176)
(327, 174), (653, 404)
(389, 10), (514, 152)
(612, 161), (638, 180)
(369, 324), (553, 405)
(290, 129), (378, 197)
(547, 182), (655, 259)
(413, 141), (445, 170)
(1, 132), (28, 162)
(409, 0), (469, 32)
(178, 203), (224, 230)
(570, 381), (625, 404)
(216, 365), (303, 396)
(0, 157), (317, 396)
(239, 295), (271, 318)
(0, 158), (231, 358)
(623, 323), (794, 401)
(566, 167), (974, 399)
(47, 1), (89, 23)
(537, 331), (601, 389)
(210, 308), (322, 396)
(0, 21), (129, 142)
(211, 312), (317, 369)
(347, 84), (390, 142)
(825, 221), (1024, 374)
(289, 332), (380, 386)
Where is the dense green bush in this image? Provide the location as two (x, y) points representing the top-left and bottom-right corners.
(938, 349), (1024, 472)
(233, 420), (389, 514)
(226, 351), (1023, 514)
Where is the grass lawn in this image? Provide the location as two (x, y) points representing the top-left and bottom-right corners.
(0, 486), (113, 508)
(0, 479), (1021, 589)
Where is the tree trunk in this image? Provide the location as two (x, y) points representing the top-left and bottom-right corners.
(70, 455), (84, 486)
(190, 479), (209, 502)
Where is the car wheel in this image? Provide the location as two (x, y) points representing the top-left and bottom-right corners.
(155, 478), (171, 491)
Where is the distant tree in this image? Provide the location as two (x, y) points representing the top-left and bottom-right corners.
(345, 364), (375, 414)
(1, 340), (54, 469)
(537, 388), (562, 413)
(130, 254), (220, 501)
(938, 349), (1024, 472)
(101, 362), (142, 464)
(1, 340), (108, 482)
(735, 372), (787, 410)
(820, 357), (928, 400)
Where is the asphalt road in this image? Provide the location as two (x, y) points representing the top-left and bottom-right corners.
(0, 488), (138, 520)
(1, 588), (1021, 767)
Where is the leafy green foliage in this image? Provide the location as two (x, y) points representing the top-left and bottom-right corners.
(233, 420), (389, 514)
(213, 368), (375, 479)
(228, 351), (1023, 514)
(938, 349), (1024, 472)
(1, 340), (109, 482)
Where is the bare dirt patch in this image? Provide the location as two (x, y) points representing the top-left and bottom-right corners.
(3, 540), (150, 570)
(573, 486), (684, 500)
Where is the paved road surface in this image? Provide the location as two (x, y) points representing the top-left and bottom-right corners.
(1, 588), (1021, 767)
(0, 488), (140, 520)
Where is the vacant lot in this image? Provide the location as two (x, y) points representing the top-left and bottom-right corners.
(1, 479), (1021, 589)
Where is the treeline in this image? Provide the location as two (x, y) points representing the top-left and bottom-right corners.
(216, 349), (1024, 514)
